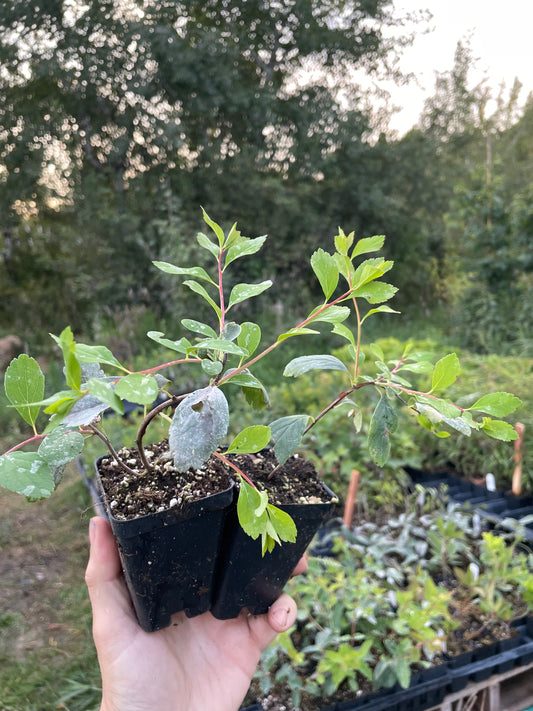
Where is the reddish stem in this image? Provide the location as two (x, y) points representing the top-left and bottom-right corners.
(137, 358), (202, 375)
(218, 248), (226, 332)
(3, 434), (45, 455)
(214, 451), (257, 489)
(217, 286), (358, 386)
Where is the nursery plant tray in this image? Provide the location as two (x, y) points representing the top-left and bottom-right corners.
(405, 467), (533, 542)
(242, 618), (533, 711)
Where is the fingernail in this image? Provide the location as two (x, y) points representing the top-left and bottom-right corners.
(272, 606), (289, 629)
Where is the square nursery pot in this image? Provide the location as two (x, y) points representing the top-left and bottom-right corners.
(94, 456), (234, 632)
(211, 479), (338, 620)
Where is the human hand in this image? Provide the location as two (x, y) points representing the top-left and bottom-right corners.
(85, 516), (306, 711)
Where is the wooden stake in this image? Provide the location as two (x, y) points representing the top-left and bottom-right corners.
(343, 469), (360, 528)
(512, 422), (525, 496)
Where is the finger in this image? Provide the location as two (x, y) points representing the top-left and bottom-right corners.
(290, 553), (308, 578)
(85, 517), (135, 629)
(247, 593), (297, 651)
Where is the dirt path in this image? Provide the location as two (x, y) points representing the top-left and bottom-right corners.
(0, 465), (100, 710)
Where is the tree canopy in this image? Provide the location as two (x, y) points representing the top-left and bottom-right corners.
(0, 4), (531, 356)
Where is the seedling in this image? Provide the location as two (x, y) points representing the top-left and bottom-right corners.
(0, 211), (522, 553)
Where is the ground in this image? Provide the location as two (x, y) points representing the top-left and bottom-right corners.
(0, 465), (101, 711)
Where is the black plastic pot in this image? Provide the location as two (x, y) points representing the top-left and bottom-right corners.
(94, 457), (235, 632)
(211, 481), (338, 619)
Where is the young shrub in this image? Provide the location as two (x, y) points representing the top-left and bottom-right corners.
(0, 213), (522, 551)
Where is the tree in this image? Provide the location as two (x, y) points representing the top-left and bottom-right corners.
(0, 0), (418, 340)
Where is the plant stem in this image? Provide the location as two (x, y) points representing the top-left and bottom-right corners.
(3, 434), (45, 455)
(218, 248), (226, 333)
(214, 451), (257, 489)
(87, 424), (138, 477)
(303, 382), (373, 436)
(137, 358), (202, 376)
(385, 382), (466, 414)
(346, 268), (362, 381)
(217, 286), (358, 386)
(135, 394), (188, 473)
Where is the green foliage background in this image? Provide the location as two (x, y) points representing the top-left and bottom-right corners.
(0, 4), (531, 359)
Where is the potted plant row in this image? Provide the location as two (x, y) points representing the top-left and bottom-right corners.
(244, 482), (533, 711)
(406, 466), (533, 542)
(0, 211), (522, 631)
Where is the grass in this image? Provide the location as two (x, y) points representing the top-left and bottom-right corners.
(0, 464), (101, 711)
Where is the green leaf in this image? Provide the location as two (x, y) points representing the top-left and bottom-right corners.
(194, 338), (249, 356)
(222, 369), (269, 409)
(351, 234), (385, 258)
(237, 480), (268, 539)
(481, 419), (519, 442)
(277, 327), (320, 343)
(334, 227), (354, 256)
(361, 305), (400, 323)
(42, 391), (81, 417)
(331, 323), (356, 348)
(86, 379), (124, 415)
(223, 370), (264, 389)
(147, 331), (191, 354)
(368, 393), (398, 466)
(52, 327), (82, 392)
(0, 452), (55, 500)
(270, 415), (311, 465)
(38, 427), (84, 468)
(267, 504), (297, 544)
(169, 386), (229, 471)
(284, 355), (349, 377)
(400, 360), (434, 374)
(183, 280), (222, 318)
(470, 392), (522, 417)
(224, 222), (242, 249)
(227, 281), (272, 310)
(311, 248), (339, 300)
(181, 319), (217, 339)
(226, 426), (271, 454)
(221, 322), (241, 342)
(236, 482), (297, 552)
(201, 208), (225, 246)
(201, 359), (223, 376)
(352, 259), (394, 290)
(431, 353), (461, 392)
(61, 393), (111, 427)
(354, 282), (398, 304)
(334, 252), (357, 285)
(4, 355), (45, 427)
(242, 385), (270, 410)
(416, 404), (472, 436)
(153, 262), (214, 283)
(115, 374), (159, 406)
(396, 656), (412, 689)
(238, 322), (261, 356)
(75, 344), (125, 371)
(196, 231), (221, 258)
(307, 305), (350, 324)
(414, 394), (462, 419)
(225, 235), (267, 266)
(38, 427), (84, 484)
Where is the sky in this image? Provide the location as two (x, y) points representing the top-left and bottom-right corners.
(384, 0), (533, 134)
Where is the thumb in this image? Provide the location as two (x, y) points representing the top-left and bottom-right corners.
(247, 592), (297, 651)
(85, 517), (135, 634)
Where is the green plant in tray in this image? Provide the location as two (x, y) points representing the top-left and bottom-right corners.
(0, 211), (522, 551)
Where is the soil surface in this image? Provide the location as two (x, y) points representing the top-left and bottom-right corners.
(97, 443), (333, 520)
